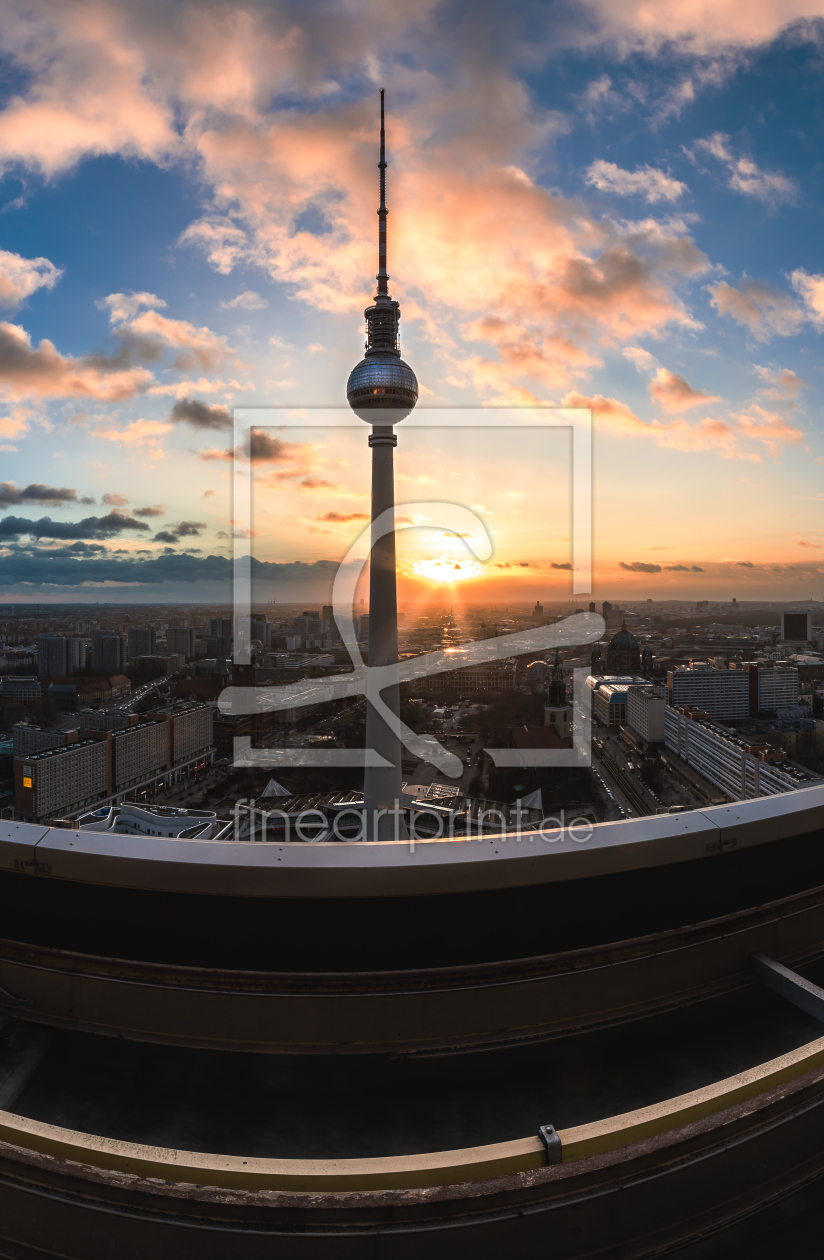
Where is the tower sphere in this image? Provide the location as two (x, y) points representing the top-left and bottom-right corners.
(347, 89), (418, 425)
(347, 352), (418, 422)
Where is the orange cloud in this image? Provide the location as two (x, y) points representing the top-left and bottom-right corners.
(0, 321), (151, 401)
(648, 367), (720, 412)
(707, 279), (804, 340)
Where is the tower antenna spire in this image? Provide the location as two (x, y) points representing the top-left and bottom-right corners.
(377, 87), (388, 299)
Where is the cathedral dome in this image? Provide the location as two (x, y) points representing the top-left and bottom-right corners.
(605, 619), (640, 675)
(608, 624), (638, 652)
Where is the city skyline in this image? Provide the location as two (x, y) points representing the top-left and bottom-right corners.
(0, 4), (822, 599)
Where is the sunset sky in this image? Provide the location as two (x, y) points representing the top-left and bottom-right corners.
(1, 1), (824, 602)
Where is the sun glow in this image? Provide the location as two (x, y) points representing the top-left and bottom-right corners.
(412, 556), (484, 583)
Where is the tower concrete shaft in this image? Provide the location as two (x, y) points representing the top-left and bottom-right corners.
(364, 427), (406, 840)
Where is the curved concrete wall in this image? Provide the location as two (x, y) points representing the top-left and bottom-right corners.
(2, 785), (824, 898)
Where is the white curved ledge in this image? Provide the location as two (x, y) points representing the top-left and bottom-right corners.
(0, 786), (822, 899)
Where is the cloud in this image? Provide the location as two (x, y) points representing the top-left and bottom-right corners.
(153, 519), (206, 544)
(622, 346), (659, 373)
(0, 1), (729, 410)
(734, 403), (803, 455)
(0, 250), (62, 308)
(648, 367), (720, 412)
(694, 134), (797, 206)
(170, 397), (232, 429)
(551, 562), (572, 569)
(133, 504), (166, 517)
(97, 292), (166, 323)
(0, 481), (81, 508)
(581, 2), (824, 56)
(0, 510), (149, 539)
(691, 565), (704, 571)
(791, 269), (824, 327)
(797, 540), (822, 548)
(0, 320), (152, 400)
(585, 161), (687, 204)
(738, 560), (755, 567)
(561, 390), (745, 457)
(102, 492), (128, 506)
(619, 561), (662, 573)
(664, 564), (704, 571)
(753, 365), (802, 398)
(220, 290), (267, 310)
(706, 279), (805, 341)
(95, 418), (173, 450)
(314, 512), (370, 523)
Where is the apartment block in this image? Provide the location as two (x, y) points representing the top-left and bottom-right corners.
(128, 626), (157, 657)
(755, 666), (799, 711)
(13, 724), (76, 756)
(626, 686), (666, 743)
(166, 626), (196, 660)
(664, 706), (819, 801)
(667, 668), (750, 720)
(110, 721), (169, 791)
(92, 632), (128, 673)
(147, 703), (214, 768)
(37, 635), (67, 678)
(15, 738), (109, 821)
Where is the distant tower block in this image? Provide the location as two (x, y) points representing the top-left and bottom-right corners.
(347, 91), (418, 840)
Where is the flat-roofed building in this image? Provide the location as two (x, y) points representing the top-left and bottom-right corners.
(667, 667), (750, 720)
(13, 723), (76, 756)
(664, 705), (821, 801)
(110, 721), (168, 792)
(587, 675), (652, 728)
(128, 626), (156, 657)
(0, 676), (41, 705)
(147, 703), (213, 770)
(15, 738), (108, 821)
(37, 635), (67, 678)
(756, 665), (799, 711)
(627, 686), (666, 744)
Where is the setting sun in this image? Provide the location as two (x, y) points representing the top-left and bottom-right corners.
(411, 556), (484, 583)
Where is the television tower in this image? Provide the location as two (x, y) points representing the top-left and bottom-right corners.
(347, 90), (418, 840)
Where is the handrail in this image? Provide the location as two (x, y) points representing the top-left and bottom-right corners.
(2, 1034), (823, 1192)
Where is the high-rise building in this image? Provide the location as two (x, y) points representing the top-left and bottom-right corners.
(37, 634), (67, 678)
(128, 626), (156, 657)
(166, 627), (196, 660)
(210, 618), (232, 640)
(664, 706), (819, 800)
(250, 617), (272, 651)
(322, 605), (334, 625)
(67, 637), (87, 675)
(15, 738), (109, 821)
(667, 668), (750, 720)
(781, 611), (811, 642)
(13, 724), (75, 756)
(147, 703), (214, 769)
(110, 721), (168, 792)
(91, 631), (128, 674)
(754, 665), (799, 711)
(627, 686), (666, 744)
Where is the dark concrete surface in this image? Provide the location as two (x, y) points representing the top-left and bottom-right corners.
(9, 982), (824, 1159)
